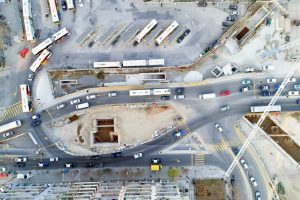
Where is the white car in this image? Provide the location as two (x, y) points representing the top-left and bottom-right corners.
(240, 86), (249, 93)
(57, 103), (65, 110)
(1, 167), (6, 172)
(266, 78), (276, 83)
(250, 176), (258, 187)
(3, 131), (14, 138)
(214, 123), (223, 133)
(28, 73), (34, 81)
(133, 152), (143, 159)
(262, 65), (274, 71)
(50, 157), (59, 162)
(15, 157), (27, 162)
(288, 91), (300, 96)
(174, 95), (185, 99)
(70, 99), (80, 105)
(245, 67), (254, 72)
(78, 0), (84, 7)
(255, 191), (262, 200)
(230, 11), (239, 16)
(86, 94), (96, 100)
(287, 77), (296, 83)
(108, 92), (118, 97)
(240, 159), (249, 170)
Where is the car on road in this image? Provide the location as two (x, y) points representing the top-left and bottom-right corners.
(88, 41), (94, 48)
(161, 96), (170, 100)
(231, 146), (240, 155)
(260, 85), (270, 90)
(288, 91), (300, 96)
(250, 176), (258, 187)
(293, 84), (300, 90)
(70, 99), (80, 105)
(91, 155), (101, 160)
(229, 4), (238, 10)
(108, 92), (118, 97)
(262, 65), (274, 71)
(296, 99), (300, 104)
(230, 11), (239, 16)
(240, 159), (249, 170)
(151, 158), (161, 164)
(219, 90), (231, 96)
(260, 90), (271, 96)
(241, 79), (251, 85)
(3, 131), (14, 138)
(226, 16), (236, 22)
(78, 0), (84, 7)
(287, 77), (296, 83)
(50, 157), (59, 162)
(222, 21), (231, 27)
(274, 84), (280, 91)
(1, 167), (6, 172)
(15, 157), (27, 162)
(84, 162), (95, 168)
(28, 73), (34, 81)
(175, 87), (185, 95)
(38, 162), (49, 168)
(173, 95), (185, 99)
(61, 0), (67, 10)
(111, 152), (122, 158)
(240, 86), (249, 93)
(31, 113), (41, 120)
(266, 78), (277, 83)
(57, 103), (65, 110)
(255, 191), (262, 200)
(64, 163), (76, 168)
(173, 130), (186, 138)
(31, 119), (41, 127)
(219, 105), (230, 112)
(133, 152), (143, 159)
(214, 123), (223, 133)
(14, 162), (25, 167)
(86, 94), (96, 100)
(245, 67), (254, 72)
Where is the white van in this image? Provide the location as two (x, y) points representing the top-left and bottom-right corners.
(76, 102), (89, 110)
(288, 91), (300, 96)
(199, 93), (216, 99)
(17, 173), (30, 179)
(86, 94), (96, 100)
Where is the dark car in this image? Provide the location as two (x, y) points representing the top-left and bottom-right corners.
(222, 21), (231, 27)
(88, 41), (94, 48)
(91, 155), (101, 160)
(231, 146), (240, 155)
(260, 90), (271, 96)
(0, 15), (6, 21)
(175, 87), (185, 95)
(161, 96), (170, 100)
(31, 120), (41, 127)
(183, 29), (191, 36)
(61, 0), (67, 11)
(84, 162), (95, 168)
(296, 99), (300, 104)
(176, 36), (184, 43)
(274, 84), (280, 91)
(226, 16), (236, 22)
(229, 4), (238, 10)
(14, 162), (25, 167)
(111, 152), (122, 158)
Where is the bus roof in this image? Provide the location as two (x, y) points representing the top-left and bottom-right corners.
(32, 38), (53, 55)
(135, 19), (157, 43)
(156, 21), (178, 45)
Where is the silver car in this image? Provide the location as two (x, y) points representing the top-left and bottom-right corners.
(219, 105), (230, 112)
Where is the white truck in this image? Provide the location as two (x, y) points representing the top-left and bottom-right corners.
(199, 93), (216, 99)
(75, 102), (89, 110)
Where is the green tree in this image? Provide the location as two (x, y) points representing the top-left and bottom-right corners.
(96, 70), (105, 80)
(168, 167), (181, 181)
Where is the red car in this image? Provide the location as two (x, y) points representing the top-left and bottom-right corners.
(219, 90), (231, 96)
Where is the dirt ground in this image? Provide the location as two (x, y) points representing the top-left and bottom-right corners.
(194, 179), (225, 200)
(47, 103), (179, 155)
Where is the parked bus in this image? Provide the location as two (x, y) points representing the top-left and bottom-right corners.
(0, 120), (22, 134)
(48, 0), (60, 23)
(22, 0), (35, 42)
(152, 89), (171, 95)
(148, 59), (165, 67)
(76, 102), (89, 110)
(156, 21), (179, 45)
(29, 49), (52, 72)
(31, 38), (53, 55)
(123, 60), (147, 67)
(20, 84), (32, 112)
(93, 61), (121, 68)
(135, 19), (157, 43)
(66, 0), (75, 11)
(250, 105), (281, 113)
(52, 27), (70, 41)
(129, 90), (151, 96)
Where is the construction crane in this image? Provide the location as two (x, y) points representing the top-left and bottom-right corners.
(224, 61), (298, 199)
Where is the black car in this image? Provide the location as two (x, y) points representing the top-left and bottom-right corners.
(260, 90), (271, 96)
(91, 155), (101, 160)
(14, 162), (25, 167)
(111, 152), (122, 158)
(183, 29), (191, 36)
(0, 15), (6, 20)
(161, 96), (170, 100)
(31, 120), (41, 127)
(222, 21), (231, 27)
(176, 36), (184, 44)
(231, 146), (240, 155)
(61, 0), (67, 11)
(226, 16), (236, 22)
(88, 41), (94, 48)
(229, 4), (238, 10)
(175, 87), (185, 95)
(296, 99), (300, 104)
(84, 162), (95, 168)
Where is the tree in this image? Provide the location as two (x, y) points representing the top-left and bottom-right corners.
(96, 70), (105, 80)
(168, 167), (181, 181)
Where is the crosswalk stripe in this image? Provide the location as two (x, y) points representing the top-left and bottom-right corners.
(0, 102), (23, 124)
(194, 154), (204, 165)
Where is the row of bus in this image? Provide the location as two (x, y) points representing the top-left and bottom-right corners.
(48, 0), (76, 23)
(129, 89), (171, 96)
(93, 59), (165, 68)
(29, 28), (70, 73)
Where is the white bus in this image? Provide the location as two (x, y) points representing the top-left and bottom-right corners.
(129, 90), (151, 96)
(156, 21), (179, 45)
(31, 38), (53, 55)
(148, 59), (165, 66)
(52, 27), (70, 41)
(20, 84), (32, 112)
(0, 120), (22, 134)
(250, 105), (281, 113)
(29, 49), (52, 72)
(152, 89), (171, 95)
(135, 19), (158, 43)
(22, 0), (35, 42)
(48, 0), (60, 23)
(66, 0), (75, 11)
(123, 60), (147, 67)
(93, 61), (121, 68)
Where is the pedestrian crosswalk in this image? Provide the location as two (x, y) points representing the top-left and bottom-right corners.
(194, 154), (204, 166)
(176, 118), (191, 135)
(0, 102), (23, 124)
(206, 137), (242, 153)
